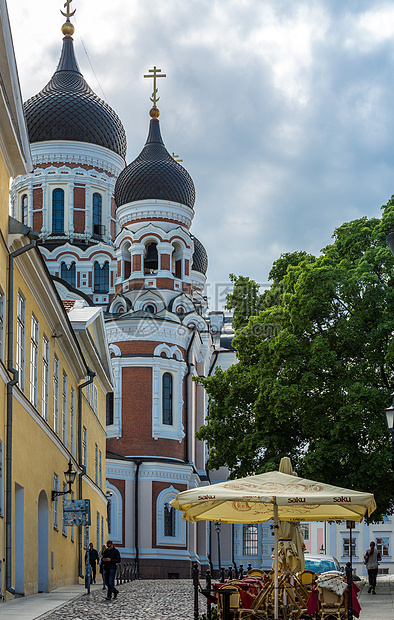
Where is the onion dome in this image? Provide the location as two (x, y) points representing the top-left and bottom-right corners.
(24, 30), (127, 158)
(115, 111), (195, 209)
(191, 235), (208, 274)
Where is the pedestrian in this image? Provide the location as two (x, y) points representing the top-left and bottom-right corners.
(102, 540), (121, 600)
(99, 544), (107, 590)
(364, 541), (381, 594)
(86, 542), (99, 584)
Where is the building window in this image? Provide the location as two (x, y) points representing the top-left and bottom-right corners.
(243, 525), (259, 556)
(42, 336), (49, 421)
(21, 194), (28, 225)
(60, 262), (76, 288)
(92, 193), (103, 238)
(53, 474), (59, 530)
(97, 511), (100, 548)
(0, 441), (3, 517)
(144, 242), (158, 273)
(164, 503), (176, 537)
(70, 388), (75, 457)
(53, 355), (59, 433)
(300, 524), (310, 541)
(162, 373), (173, 425)
(62, 372), (68, 445)
(30, 315), (39, 407)
(52, 188), (64, 233)
(16, 293), (26, 391)
(343, 537), (356, 557)
(95, 444), (98, 485)
(93, 385), (98, 415)
(99, 451), (102, 489)
(62, 483), (67, 536)
(82, 426), (87, 467)
(376, 537), (390, 557)
(94, 262), (109, 293)
(106, 392), (114, 425)
(0, 289), (4, 361)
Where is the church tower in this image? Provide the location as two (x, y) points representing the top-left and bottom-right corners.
(11, 13), (126, 305)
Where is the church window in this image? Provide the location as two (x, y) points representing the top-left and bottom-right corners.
(21, 194), (28, 225)
(164, 503), (176, 537)
(94, 262), (109, 293)
(52, 188), (64, 234)
(61, 262), (76, 288)
(144, 242), (158, 273)
(145, 304), (156, 313)
(92, 193), (103, 239)
(243, 525), (258, 555)
(162, 373), (173, 425)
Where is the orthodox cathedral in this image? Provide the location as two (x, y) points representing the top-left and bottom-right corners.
(11, 8), (235, 578)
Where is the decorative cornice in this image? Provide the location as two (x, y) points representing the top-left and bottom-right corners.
(117, 199), (194, 229)
(29, 141), (125, 177)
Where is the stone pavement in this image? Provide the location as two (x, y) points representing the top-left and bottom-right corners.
(0, 575), (392, 619)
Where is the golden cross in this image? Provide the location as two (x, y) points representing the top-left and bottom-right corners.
(171, 153), (183, 163)
(61, 0), (76, 18)
(143, 66), (166, 107)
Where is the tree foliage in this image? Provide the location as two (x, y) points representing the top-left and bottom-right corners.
(196, 199), (394, 520)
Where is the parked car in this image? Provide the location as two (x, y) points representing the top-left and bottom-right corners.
(304, 554), (341, 573)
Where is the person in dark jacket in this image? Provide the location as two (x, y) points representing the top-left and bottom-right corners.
(85, 542), (99, 584)
(102, 540), (121, 600)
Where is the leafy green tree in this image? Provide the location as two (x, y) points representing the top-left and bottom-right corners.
(196, 199), (394, 520)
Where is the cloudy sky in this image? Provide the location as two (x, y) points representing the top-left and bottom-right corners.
(7, 0), (394, 309)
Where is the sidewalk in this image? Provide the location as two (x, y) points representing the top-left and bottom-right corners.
(358, 575), (394, 619)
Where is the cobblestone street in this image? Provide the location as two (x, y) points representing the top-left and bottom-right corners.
(44, 580), (196, 620)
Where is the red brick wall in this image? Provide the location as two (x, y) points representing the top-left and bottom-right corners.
(125, 261), (131, 279)
(74, 211), (85, 233)
(33, 212), (42, 231)
(33, 187), (43, 209)
(184, 260), (190, 276)
(74, 186), (85, 208)
(160, 254), (171, 271)
(133, 255), (141, 271)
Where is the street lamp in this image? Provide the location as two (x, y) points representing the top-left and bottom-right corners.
(384, 393), (394, 452)
(52, 460), (77, 500)
(215, 521), (222, 577)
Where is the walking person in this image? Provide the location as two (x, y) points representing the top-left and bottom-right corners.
(102, 540), (121, 600)
(99, 544), (107, 590)
(364, 541), (381, 594)
(85, 542), (99, 584)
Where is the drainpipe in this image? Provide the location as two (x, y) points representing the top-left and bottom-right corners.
(184, 329), (196, 463)
(77, 368), (96, 577)
(6, 224), (38, 594)
(134, 459), (142, 578)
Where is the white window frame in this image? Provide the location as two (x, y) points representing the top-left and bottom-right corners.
(82, 426), (87, 467)
(16, 292), (26, 391)
(62, 372), (67, 445)
(42, 336), (49, 421)
(53, 474), (59, 530)
(99, 450), (102, 489)
(70, 387), (75, 456)
(95, 444), (98, 485)
(152, 344), (185, 442)
(106, 483), (122, 544)
(93, 385), (98, 415)
(156, 485), (186, 547)
(53, 355), (59, 433)
(30, 314), (39, 406)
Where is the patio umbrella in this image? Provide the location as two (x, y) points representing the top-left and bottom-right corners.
(171, 468), (375, 620)
(277, 458), (305, 574)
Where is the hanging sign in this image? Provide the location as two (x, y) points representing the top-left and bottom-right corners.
(63, 499), (91, 526)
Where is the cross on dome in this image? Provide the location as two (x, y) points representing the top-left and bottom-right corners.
(61, 0), (76, 19)
(144, 66), (166, 117)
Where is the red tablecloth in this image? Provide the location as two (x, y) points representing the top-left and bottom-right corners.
(306, 583), (361, 617)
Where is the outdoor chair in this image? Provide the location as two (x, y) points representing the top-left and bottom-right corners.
(237, 583), (270, 619)
(216, 583), (243, 620)
(246, 568), (265, 579)
(298, 570), (316, 593)
(317, 586), (347, 620)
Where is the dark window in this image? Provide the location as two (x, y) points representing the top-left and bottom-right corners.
(144, 243), (158, 273)
(60, 263), (76, 287)
(21, 194), (28, 225)
(162, 373), (173, 425)
(145, 305), (155, 313)
(92, 193), (103, 238)
(106, 392), (114, 426)
(243, 525), (258, 555)
(164, 502), (176, 537)
(94, 262), (109, 293)
(52, 189), (64, 233)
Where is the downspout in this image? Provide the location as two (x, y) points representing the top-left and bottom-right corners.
(134, 459), (142, 578)
(6, 232), (38, 595)
(77, 368), (96, 577)
(184, 329), (196, 463)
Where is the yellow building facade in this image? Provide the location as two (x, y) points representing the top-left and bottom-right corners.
(0, 3), (112, 600)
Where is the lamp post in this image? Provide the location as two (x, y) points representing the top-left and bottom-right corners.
(215, 522), (222, 577)
(384, 393), (394, 452)
(52, 460), (77, 500)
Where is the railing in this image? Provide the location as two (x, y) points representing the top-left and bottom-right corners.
(115, 561), (138, 585)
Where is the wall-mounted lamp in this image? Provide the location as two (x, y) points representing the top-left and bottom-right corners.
(52, 460), (77, 501)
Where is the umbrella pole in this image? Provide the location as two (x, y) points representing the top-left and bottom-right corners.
(274, 500), (279, 620)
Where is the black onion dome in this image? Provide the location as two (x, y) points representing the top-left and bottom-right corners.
(115, 117), (195, 209)
(24, 36), (127, 158)
(191, 235), (208, 274)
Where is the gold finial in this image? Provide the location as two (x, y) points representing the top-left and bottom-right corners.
(144, 66), (166, 115)
(61, 0), (76, 36)
(171, 153), (183, 163)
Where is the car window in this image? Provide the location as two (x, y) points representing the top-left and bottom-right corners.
(304, 558), (336, 573)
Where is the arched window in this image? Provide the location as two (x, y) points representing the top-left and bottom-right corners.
(92, 193), (103, 239)
(162, 373), (173, 425)
(52, 189), (64, 234)
(21, 194), (28, 225)
(164, 503), (176, 537)
(94, 262), (109, 293)
(144, 242), (158, 274)
(145, 304), (156, 314)
(60, 262), (76, 288)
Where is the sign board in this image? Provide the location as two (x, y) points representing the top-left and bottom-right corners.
(63, 499), (91, 527)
